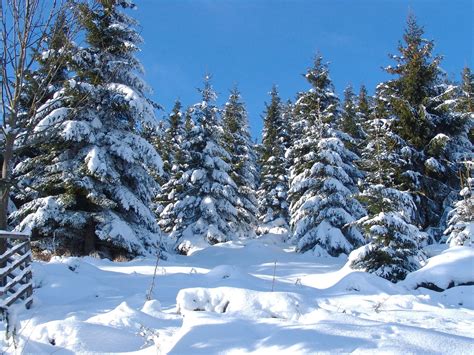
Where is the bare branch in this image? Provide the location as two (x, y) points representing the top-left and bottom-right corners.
(0, 0), (68, 231)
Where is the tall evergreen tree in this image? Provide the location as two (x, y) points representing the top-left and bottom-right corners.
(357, 85), (372, 122)
(12, 8), (76, 228)
(12, 0), (163, 257)
(459, 67), (474, 111)
(350, 112), (426, 282)
(161, 100), (186, 178)
(288, 56), (365, 256)
(444, 163), (473, 247)
(183, 106), (195, 136)
(340, 85), (364, 144)
(165, 77), (241, 254)
(280, 99), (293, 152)
(441, 68), (474, 247)
(380, 14), (472, 236)
(457, 67), (474, 144)
(156, 100), (189, 233)
(356, 85), (371, 143)
(221, 88), (259, 235)
(257, 86), (289, 232)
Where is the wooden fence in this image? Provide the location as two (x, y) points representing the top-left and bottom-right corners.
(0, 232), (33, 310)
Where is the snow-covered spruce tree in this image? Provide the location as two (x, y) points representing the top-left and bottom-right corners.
(161, 100), (186, 179)
(349, 99), (426, 282)
(385, 15), (440, 150)
(355, 85), (372, 145)
(280, 99), (293, 152)
(11, 9), (76, 230)
(11, 9), (77, 236)
(288, 56), (365, 256)
(183, 106), (195, 136)
(167, 77), (241, 254)
(157, 100), (189, 233)
(444, 163), (473, 247)
(221, 88), (259, 236)
(423, 66), (473, 193)
(144, 118), (167, 181)
(340, 85), (365, 148)
(458, 67), (474, 116)
(357, 85), (372, 124)
(11, 0), (163, 258)
(155, 101), (191, 233)
(257, 86), (290, 232)
(382, 14), (472, 235)
(442, 68), (474, 247)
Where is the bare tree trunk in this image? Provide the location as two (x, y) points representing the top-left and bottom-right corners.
(0, 135), (12, 286)
(0, 134), (14, 230)
(0, 135), (13, 277)
(84, 221), (96, 255)
(0, 0), (62, 235)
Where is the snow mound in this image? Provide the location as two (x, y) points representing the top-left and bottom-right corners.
(27, 318), (145, 353)
(327, 270), (398, 294)
(204, 265), (245, 280)
(402, 246), (474, 291)
(176, 287), (309, 320)
(32, 257), (111, 305)
(141, 299), (162, 317)
(86, 301), (162, 331)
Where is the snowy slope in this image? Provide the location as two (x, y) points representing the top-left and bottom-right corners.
(1, 235), (473, 354)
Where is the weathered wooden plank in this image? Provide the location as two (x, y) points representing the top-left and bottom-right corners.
(0, 252), (31, 280)
(24, 294), (33, 309)
(0, 231), (33, 309)
(1, 283), (33, 308)
(0, 232), (30, 240)
(0, 241), (28, 265)
(0, 267), (32, 296)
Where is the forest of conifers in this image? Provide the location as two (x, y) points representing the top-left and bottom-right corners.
(1, 0), (472, 283)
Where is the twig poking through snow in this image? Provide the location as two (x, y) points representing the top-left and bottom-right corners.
(146, 252), (160, 301)
(271, 261), (277, 292)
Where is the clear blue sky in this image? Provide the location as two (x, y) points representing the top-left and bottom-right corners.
(132, 0), (473, 139)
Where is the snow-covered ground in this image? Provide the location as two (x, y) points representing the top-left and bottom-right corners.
(1, 235), (473, 354)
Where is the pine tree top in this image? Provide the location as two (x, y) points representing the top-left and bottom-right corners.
(304, 55), (333, 91)
(385, 13), (441, 106)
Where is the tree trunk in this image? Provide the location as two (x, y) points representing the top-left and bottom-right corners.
(83, 220), (96, 255)
(0, 134), (13, 229)
(0, 134), (14, 286)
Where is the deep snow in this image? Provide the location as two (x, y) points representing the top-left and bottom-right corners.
(1, 234), (473, 354)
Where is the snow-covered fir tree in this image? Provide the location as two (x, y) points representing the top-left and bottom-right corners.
(221, 88), (259, 236)
(442, 68), (474, 247)
(288, 56), (365, 256)
(183, 106), (195, 136)
(350, 97), (426, 282)
(165, 77), (241, 254)
(11, 0), (163, 258)
(349, 185), (426, 282)
(340, 85), (365, 147)
(381, 14), (472, 237)
(357, 85), (372, 124)
(280, 99), (293, 152)
(257, 86), (290, 232)
(11, 9), (75, 228)
(444, 163), (473, 247)
(161, 100), (186, 178)
(156, 100), (190, 233)
(423, 67), (473, 202)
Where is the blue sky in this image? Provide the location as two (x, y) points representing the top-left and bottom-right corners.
(133, 0), (473, 138)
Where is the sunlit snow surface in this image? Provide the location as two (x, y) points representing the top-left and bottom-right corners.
(1, 235), (473, 354)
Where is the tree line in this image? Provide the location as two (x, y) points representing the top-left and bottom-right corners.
(1, 1), (472, 282)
